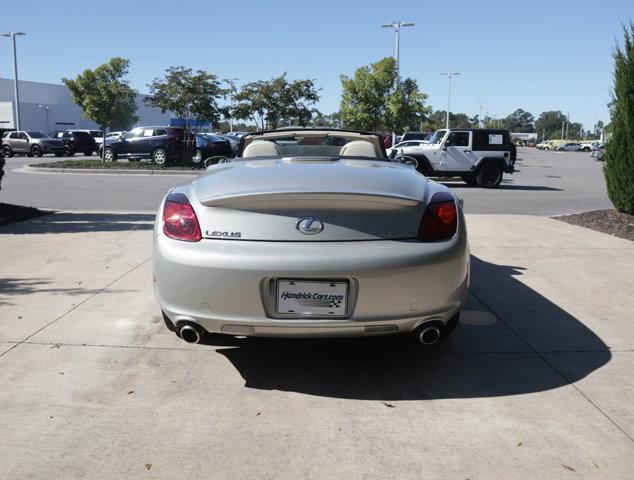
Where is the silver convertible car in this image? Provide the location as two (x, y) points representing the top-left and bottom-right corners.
(153, 128), (469, 345)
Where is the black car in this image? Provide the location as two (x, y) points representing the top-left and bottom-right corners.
(49, 130), (98, 156)
(194, 134), (233, 164)
(101, 127), (185, 164)
(213, 133), (240, 156)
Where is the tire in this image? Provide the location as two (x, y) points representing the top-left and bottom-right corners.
(192, 149), (203, 164)
(31, 145), (43, 157)
(152, 148), (167, 165)
(583, 147), (590, 152)
(544, 147), (550, 151)
(64, 146), (75, 157)
(84, 151), (93, 156)
(476, 163), (503, 188)
(103, 147), (116, 162)
(2, 145), (12, 157)
(461, 173), (477, 186)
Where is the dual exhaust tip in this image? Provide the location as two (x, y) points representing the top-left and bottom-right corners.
(178, 323), (442, 346)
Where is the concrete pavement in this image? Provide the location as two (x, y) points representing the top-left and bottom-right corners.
(0, 212), (632, 479)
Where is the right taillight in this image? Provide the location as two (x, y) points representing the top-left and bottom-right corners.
(418, 192), (458, 241)
(162, 192), (202, 242)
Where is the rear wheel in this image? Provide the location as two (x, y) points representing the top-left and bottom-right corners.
(192, 149), (203, 164)
(31, 145), (43, 157)
(476, 163), (503, 188)
(152, 148), (167, 165)
(2, 145), (12, 157)
(64, 146), (75, 157)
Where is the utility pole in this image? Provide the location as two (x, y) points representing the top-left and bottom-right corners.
(2, 32), (26, 130)
(565, 112), (570, 139)
(441, 72), (460, 129)
(382, 21), (414, 144)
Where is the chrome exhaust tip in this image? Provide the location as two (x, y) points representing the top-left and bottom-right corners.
(418, 326), (441, 345)
(180, 324), (202, 344)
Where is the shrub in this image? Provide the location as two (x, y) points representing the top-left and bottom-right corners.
(604, 22), (634, 214)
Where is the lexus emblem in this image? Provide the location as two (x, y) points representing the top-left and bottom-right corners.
(296, 216), (324, 235)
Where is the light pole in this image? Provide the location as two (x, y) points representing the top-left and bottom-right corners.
(38, 104), (50, 132)
(2, 32), (26, 131)
(441, 72), (460, 129)
(382, 21), (414, 145)
(476, 100), (487, 128)
(225, 77), (238, 133)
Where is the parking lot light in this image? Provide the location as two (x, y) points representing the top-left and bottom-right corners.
(2, 32), (26, 131)
(441, 72), (460, 129)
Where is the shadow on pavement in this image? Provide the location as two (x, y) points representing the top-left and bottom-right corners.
(0, 211), (155, 234)
(210, 255), (610, 400)
(443, 182), (562, 191)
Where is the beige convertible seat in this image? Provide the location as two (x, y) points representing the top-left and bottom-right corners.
(242, 140), (281, 158)
(339, 140), (378, 157)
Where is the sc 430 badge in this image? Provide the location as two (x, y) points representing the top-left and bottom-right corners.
(206, 230), (242, 238)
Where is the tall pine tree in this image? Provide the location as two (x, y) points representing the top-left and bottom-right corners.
(604, 21), (634, 214)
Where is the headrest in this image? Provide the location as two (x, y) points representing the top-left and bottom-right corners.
(242, 140), (281, 158)
(339, 140), (377, 158)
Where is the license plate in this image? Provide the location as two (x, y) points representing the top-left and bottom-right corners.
(276, 280), (348, 316)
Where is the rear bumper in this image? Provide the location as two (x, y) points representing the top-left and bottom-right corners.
(153, 231), (470, 337)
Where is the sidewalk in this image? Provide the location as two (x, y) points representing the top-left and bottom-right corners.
(0, 212), (632, 479)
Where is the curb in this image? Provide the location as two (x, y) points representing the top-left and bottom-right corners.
(23, 164), (200, 176)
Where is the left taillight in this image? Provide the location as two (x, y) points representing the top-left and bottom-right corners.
(418, 191), (458, 241)
(162, 192), (202, 242)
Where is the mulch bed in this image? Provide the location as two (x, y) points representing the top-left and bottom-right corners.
(32, 160), (201, 171)
(0, 203), (52, 227)
(555, 209), (634, 242)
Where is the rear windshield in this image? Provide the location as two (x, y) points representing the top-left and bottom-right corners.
(73, 131), (93, 139)
(266, 136), (361, 157)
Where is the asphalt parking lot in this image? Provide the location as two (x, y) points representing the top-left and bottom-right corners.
(2, 148), (613, 215)
(1, 147), (631, 479)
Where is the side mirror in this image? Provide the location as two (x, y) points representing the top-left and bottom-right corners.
(393, 155), (418, 168)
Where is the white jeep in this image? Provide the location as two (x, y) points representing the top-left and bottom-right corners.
(392, 128), (515, 188)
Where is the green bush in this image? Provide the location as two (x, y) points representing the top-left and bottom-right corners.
(604, 21), (634, 214)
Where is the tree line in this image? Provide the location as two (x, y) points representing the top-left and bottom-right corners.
(63, 57), (603, 142)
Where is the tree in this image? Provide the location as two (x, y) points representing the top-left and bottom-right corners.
(306, 111), (342, 128)
(340, 57), (429, 132)
(233, 74), (320, 130)
(147, 66), (226, 132)
(147, 66), (227, 162)
(63, 57), (138, 132)
(534, 111), (567, 140)
(503, 109), (535, 132)
(604, 21), (634, 214)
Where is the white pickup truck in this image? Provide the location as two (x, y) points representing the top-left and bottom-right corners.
(390, 128), (515, 188)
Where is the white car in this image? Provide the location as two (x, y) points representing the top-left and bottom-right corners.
(386, 140), (428, 158)
(153, 128), (469, 345)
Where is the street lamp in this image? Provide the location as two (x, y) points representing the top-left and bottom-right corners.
(381, 21), (414, 144)
(2, 32), (26, 131)
(381, 21), (415, 82)
(441, 72), (460, 129)
(38, 104), (50, 132)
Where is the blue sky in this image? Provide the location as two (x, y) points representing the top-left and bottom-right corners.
(2, 0), (631, 128)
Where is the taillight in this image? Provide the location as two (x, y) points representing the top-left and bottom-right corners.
(162, 192), (202, 242)
(418, 191), (458, 241)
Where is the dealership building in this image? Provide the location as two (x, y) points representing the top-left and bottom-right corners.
(0, 78), (170, 133)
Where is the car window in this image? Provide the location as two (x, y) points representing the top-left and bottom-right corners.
(122, 128), (142, 139)
(154, 129), (167, 136)
(18, 132), (28, 139)
(445, 132), (470, 147)
(7, 132), (17, 139)
(142, 129), (155, 137)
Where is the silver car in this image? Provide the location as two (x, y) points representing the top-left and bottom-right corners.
(153, 128), (469, 345)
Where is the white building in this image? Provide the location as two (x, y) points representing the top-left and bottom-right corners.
(0, 78), (170, 132)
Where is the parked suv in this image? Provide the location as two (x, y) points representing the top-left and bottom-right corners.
(101, 126), (184, 164)
(49, 130), (98, 156)
(393, 128), (515, 188)
(2, 130), (66, 157)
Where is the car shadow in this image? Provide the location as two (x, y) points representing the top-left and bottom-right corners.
(208, 255), (610, 400)
(442, 182), (562, 191)
(0, 211), (155, 234)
